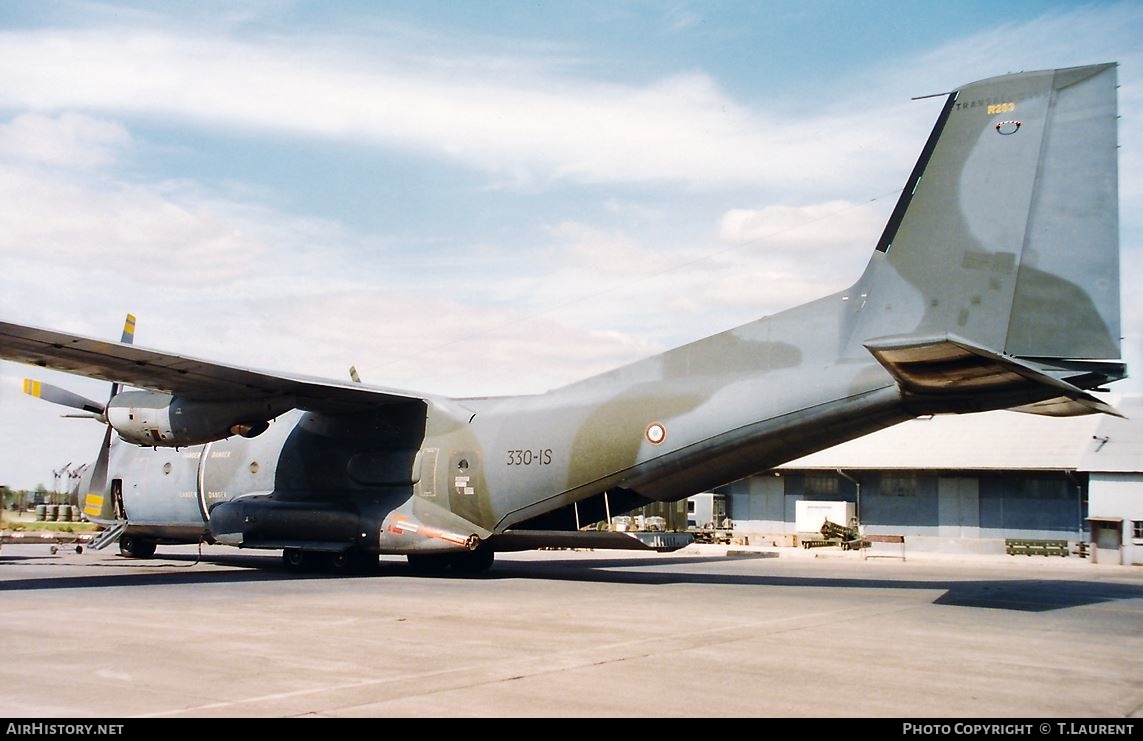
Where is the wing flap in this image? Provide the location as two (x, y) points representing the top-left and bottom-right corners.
(864, 333), (1121, 417)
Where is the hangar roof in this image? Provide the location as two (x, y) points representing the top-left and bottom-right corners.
(779, 394), (1141, 473)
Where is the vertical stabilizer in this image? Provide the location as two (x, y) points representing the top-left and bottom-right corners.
(557, 64), (1124, 420)
(864, 64), (1121, 372)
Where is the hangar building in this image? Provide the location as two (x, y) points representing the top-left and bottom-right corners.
(719, 395), (1143, 565)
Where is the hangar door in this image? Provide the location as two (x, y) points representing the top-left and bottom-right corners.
(938, 478), (979, 539)
(1088, 517), (1123, 565)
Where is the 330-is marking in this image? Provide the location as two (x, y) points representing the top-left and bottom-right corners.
(506, 449), (553, 466)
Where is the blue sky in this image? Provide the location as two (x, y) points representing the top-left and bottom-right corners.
(0, 1), (1140, 491)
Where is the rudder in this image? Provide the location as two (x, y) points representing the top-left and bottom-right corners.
(1003, 65), (1119, 361)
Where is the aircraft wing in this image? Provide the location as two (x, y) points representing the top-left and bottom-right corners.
(0, 320), (431, 411)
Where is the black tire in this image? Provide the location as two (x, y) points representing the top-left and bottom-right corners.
(408, 545), (494, 576)
(117, 535), (156, 558)
(327, 550), (378, 574)
(449, 545), (495, 575)
(406, 552), (451, 574)
(118, 535), (157, 559)
(282, 548), (315, 572)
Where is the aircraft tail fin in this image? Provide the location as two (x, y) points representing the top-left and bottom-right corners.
(850, 63), (1125, 402)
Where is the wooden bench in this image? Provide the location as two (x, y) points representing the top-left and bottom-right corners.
(1005, 539), (1069, 557)
(861, 533), (905, 561)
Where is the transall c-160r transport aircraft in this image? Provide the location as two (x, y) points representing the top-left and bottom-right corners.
(0, 63), (1127, 574)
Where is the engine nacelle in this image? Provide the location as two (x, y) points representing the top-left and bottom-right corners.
(106, 390), (294, 447)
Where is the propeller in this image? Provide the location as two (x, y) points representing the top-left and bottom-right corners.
(22, 379), (106, 420)
(110, 313), (135, 398)
(84, 425), (115, 519)
(23, 313), (135, 521)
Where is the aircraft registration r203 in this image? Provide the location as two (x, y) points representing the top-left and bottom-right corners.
(0, 63), (1126, 574)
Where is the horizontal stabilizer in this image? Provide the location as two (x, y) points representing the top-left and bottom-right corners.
(864, 334), (1121, 418)
(1006, 396), (1120, 418)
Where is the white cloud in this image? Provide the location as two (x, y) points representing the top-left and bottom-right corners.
(0, 166), (365, 288)
(0, 6), (1137, 197)
(0, 169), (678, 398)
(543, 221), (667, 277)
(0, 28), (927, 191)
(219, 289), (656, 397)
(0, 113), (130, 168)
(698, 269), (841, 314)
(719, 200), (888, 249)
(908, 5), (1143, 88)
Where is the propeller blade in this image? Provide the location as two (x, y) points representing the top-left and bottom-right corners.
(82, 425), (114, 520)
(23, 379), (106, 416)
(349, 365), (361, 383)
(120, 313), (137, 345)
(110, 313), (136, 399)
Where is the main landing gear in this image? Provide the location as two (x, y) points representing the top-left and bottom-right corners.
(405, 543), (495, 575)
(117, 534), (157, 558)
(280, 544), (496, 576)
(281, 548), (378, 574)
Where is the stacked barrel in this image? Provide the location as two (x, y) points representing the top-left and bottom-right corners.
(33, 504), (81, 522)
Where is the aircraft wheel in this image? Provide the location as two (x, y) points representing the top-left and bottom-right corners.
(406, 552), (450, 574)
(407, 546), (494, 576)
(450, 545), (495, 575)
(282, 548), (315, 572)
(118, 535), (157, 559)
(327, 551), (378, 574)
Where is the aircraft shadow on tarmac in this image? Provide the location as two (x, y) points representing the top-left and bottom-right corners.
(486, 556), (1143, 612)
(1, 550), (1139, 613)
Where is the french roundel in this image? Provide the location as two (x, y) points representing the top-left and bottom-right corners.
(995, 120), (1022, 135)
